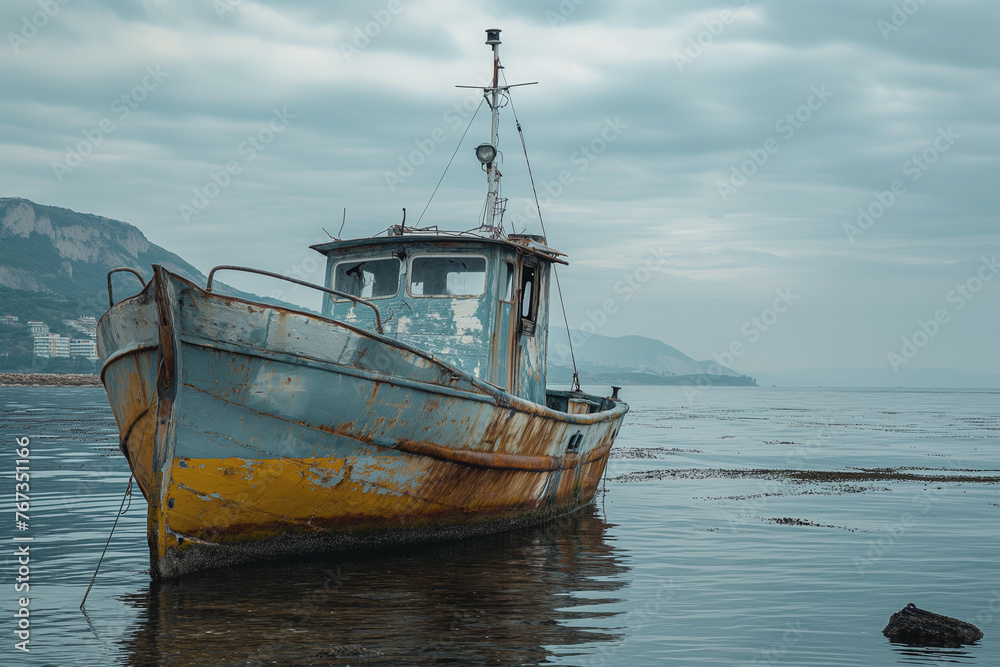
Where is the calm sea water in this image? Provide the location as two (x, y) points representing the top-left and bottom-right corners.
(1, 386), (998, 666)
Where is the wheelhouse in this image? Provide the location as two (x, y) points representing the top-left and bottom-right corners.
(311, 233), (565, 404)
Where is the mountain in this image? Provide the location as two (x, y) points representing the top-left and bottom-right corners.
(547, 328), (755, 386)
(0, 198), (302, 373)
(0, 197), (312, 309)
(2, 198), (208, 309)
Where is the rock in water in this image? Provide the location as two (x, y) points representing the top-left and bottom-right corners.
(883, 603), (983, 647)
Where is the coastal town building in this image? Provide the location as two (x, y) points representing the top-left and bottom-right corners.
(27, 321), (49, 336)
(33, 334), (71, 358)
(64, 317), (98, 339)
(70, 339), (99, 360)
(0, 315), (18, 325)
(18, 318), (101, 360)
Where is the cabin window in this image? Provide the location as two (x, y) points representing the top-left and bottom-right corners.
(501, 261), (515, 302)
(409, 256), (487, 297)
(332, 257), (400, 300)
(519, 264), (538, 335)
(520, 266), (537, 319)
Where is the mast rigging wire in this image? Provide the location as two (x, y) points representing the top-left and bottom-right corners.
(502, 70), (581, 391)
(415, 98), (486, 227)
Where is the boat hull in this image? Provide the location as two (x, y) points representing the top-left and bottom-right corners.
(98, 266), (628, 578)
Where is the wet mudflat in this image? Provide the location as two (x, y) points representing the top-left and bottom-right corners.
(612, 465), (1000, 484)
(1, 386), (997, 665)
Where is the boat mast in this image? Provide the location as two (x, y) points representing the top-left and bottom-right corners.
(461, 29), (535, 237)
(483, 28), (502, 235)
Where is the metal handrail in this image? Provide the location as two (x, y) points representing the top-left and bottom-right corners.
(205, 265), (384, 334)
(107, 267), (147, 308)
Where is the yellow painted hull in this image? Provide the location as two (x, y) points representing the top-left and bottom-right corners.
(98, 267), (627, 578)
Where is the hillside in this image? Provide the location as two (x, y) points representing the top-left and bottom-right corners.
(548, 328), (755, 387)
(1, 197), (758, 383)
(0, 198), (208, 309)
(0, 198), (301, 372)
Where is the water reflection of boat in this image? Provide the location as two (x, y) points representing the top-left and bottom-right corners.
(118, 507), (627, 665)
(97, 28), (627, 579)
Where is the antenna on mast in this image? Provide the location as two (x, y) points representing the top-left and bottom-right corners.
(481, 28), (502, 236)
(457, 28), (536, 238)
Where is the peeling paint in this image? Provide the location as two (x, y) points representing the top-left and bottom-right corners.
(98, 259), (628, 579)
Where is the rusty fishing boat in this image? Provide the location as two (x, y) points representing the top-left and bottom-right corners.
(97, 29), (628, 579)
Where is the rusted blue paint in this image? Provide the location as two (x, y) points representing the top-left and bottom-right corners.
(97, 28), (629, 578)
(313, 234), (559, 402)
(97, 263), (628, 578)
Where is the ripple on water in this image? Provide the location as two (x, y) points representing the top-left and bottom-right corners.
(1, 386), (997, 665)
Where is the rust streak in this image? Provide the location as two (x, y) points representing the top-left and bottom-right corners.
(396, 440), (613, 472)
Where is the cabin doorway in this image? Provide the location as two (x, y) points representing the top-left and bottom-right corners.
(512, 258), (542, 399)
(491, 260), (517, 390)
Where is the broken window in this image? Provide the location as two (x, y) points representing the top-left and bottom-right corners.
(519, 264), (538, 335)
(501, 261), (515, 302)
(409, 256), (487, 296)
(332, 257), (400, 299)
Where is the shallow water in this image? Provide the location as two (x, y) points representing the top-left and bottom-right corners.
(1, 386), (997, 665)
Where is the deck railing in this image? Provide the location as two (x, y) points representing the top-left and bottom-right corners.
(205, 265), (384, 334)
(106, 267), (148, 307)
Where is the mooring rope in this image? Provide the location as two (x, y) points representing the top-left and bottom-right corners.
(80, 474), (133, 609)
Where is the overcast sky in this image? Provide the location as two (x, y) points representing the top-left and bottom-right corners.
(2, 0), (998, 375)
